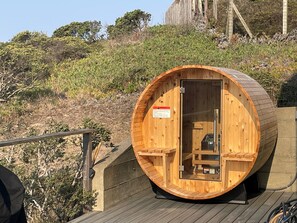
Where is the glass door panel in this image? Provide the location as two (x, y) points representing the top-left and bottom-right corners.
(180, 80), (222, 181)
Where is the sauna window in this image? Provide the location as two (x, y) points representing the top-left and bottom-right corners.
(180, 80), (222, 181)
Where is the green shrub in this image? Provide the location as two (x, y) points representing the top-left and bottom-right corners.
(0, 119), (111, 222)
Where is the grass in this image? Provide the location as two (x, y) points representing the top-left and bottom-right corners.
(22, 25), (297, 102)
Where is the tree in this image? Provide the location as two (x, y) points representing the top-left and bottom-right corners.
(52, 21), (102, 43)
(11, 31), (48, 44)
(107, 9), (151, 39)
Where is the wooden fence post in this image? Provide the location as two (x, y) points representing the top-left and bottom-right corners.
(283, 0), (288, 35)
(213, 0), (218, 21)
(198, 0), (203, 14)
(227, 0), (234, 41)
(204, 0), (208, 25)
(82, 133), (92, 192)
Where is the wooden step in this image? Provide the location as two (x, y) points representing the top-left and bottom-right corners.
(192, 160), (220, 166)
(193, 150), (220, 155)
(137, 148), (176, 187)
(138, 148), (176, 156)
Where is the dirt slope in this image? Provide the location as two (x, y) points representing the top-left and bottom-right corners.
(1, 93), (140, 144)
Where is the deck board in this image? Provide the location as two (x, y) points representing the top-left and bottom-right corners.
(221, 192), (261, 223)
(170, 202), (217, 222)
(128, 199), (177, 223)
(193, 203), (229, 223)
(206, 203), (239, 223)
(246, 192), (283, 223)
(141, 200), (189, 223)
(69, 189), (297, 223)
(233, 191), (273, 223)
(156, 202), (197, 223)
(260, 192), (293, 222)
(168, 202), (204, 223)
(89, 192), (155, 222)
(110, 196), (161, 223)
(118, 198), (175, 223)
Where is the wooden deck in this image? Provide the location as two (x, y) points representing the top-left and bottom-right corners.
(70, 189), (296, 223)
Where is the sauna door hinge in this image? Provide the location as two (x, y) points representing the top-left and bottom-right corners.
(179, 165), (184, 171)
(180, 87), (185, 94)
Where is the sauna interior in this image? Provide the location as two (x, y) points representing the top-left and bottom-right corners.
(131, 65), (277, 200)
(181, 80), (221, 181)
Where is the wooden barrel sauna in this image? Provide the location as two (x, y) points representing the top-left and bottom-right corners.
(131, 65), (277, 200)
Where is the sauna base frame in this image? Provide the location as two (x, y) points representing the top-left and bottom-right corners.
(150, 174), (259, 205)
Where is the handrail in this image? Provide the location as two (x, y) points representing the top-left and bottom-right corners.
(0, 129), (94, 147)
(0, 128), (95, 192)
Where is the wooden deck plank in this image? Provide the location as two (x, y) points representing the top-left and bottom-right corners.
(168, 202), (204, 223)
(105, 188), (153, 212)
(128, 199), (177, 223)
(260, 192), (294, 223)
(156, 201), (196, 223)
(114, 197), (175, 222)
(139, 200), (189, 223)
(181, 202), (217, 222)
(69, 190), (296, 223)
(194, 203), (229, 223)
(206, 203), (239, 223)
(83, 189), (154, 222)
(233, 191), (274, 223)
(109, 197), (163, 223)
(246, 191), (284, 223)
(220, 192), (264, 223)
(89, 195), (156, 222)
(290, 192), (297, 200)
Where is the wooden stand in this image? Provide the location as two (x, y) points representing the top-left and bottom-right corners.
(138, 148), (175, 187)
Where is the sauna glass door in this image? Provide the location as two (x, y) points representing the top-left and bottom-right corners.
(180, 80), (222, 181)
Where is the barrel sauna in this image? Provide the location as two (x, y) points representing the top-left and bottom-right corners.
(131, 65), (277, 200)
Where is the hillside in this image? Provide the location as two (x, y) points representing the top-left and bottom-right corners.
(1, 25), (297, 143)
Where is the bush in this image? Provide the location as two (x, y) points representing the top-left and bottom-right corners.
(0, 42), (49, 101)
(0, 119), (111, 222)
(45, 37), (91, 63)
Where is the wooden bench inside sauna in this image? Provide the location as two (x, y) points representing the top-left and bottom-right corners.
(131, 65), (277, 200)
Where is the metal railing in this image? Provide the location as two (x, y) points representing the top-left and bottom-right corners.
(0, 129), (94, 192)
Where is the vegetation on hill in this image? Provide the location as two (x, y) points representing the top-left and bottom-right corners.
(0, 8), (296, 107)
(49, 25), (297, 101)
(2, 25), (296, 105)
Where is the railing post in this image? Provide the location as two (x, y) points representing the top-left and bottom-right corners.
(82, 133), (92, 192)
